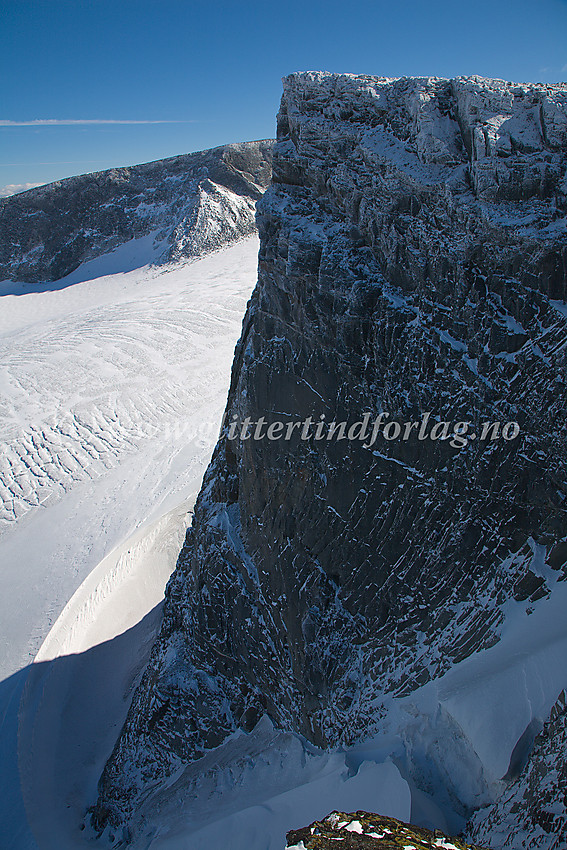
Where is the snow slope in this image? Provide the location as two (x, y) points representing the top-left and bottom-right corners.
(0, 236), (259, 680)
(19, 497), (196, 850)
(0, 236), (259, 847)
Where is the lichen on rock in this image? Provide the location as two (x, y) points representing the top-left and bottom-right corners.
(286, 811), (491, 849)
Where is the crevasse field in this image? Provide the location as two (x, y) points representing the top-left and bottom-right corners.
(0, 237), (257, 847)
(1, 236), (567, 850)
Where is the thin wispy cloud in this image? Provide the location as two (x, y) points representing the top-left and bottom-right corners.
(0, 160), (115, 167)
(0, 119), (195, 126)
(0, 182), (44, 197)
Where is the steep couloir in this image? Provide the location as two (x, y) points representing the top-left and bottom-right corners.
(93, 73), (567, 844)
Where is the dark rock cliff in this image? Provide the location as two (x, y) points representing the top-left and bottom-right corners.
(93, 73), (567, 845)
(0, 140), (273, 282)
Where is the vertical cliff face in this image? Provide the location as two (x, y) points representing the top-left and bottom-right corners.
(94, 73), (567, 841)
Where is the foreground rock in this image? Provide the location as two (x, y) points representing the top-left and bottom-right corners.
(94, 72), (567, 845)
(0, 140), (273, 282)
(286, 811), (490, 849)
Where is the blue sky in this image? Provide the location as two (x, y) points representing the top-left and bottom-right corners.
(1, 0), (566, 194)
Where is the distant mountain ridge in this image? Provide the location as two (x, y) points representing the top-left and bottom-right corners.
(0, 140), (273, 282)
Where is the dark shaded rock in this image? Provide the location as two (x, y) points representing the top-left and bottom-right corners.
(0, 140), (273, 282)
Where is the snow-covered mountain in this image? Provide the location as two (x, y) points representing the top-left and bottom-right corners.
(0, 141), (273, 282)
(0, 140), (274, 681)
(0, 142), (274, 850)
(92, 73), (567, 849)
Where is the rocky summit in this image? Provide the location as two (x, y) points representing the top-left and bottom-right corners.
(286, 811), (490, 849)
(93, 73), (567, 847)
(0, 140), (273, 282)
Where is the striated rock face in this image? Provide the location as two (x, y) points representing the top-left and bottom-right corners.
(94, 73), (567, 838)
(286, 810), (490, 849)
(0, 140), (273, 282)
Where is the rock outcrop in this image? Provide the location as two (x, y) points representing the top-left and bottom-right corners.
(286, 811), (490, 849)
(467, 690), (567, 849)
(93, 73), (567, 843)
(0, 140), (273, 282)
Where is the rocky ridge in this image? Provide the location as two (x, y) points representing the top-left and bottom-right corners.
(467, 689), (567, 848)
(0, 140), (273, 282)
(93, 73), (567, 846)
(286, 811), (490, 849)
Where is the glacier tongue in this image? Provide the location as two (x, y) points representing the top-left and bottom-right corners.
(0, 238), (262, 850)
